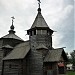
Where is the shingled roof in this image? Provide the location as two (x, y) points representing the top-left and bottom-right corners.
(3, 41), (30, 60)
(44, 48), (67, 62)
(2, 45), (13, 49)
(31, 8), (49, 29)
(1, 33), (24, 41)
(1, 20), (24, 41)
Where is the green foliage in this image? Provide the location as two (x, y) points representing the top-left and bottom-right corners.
(70, 50), (75, 70)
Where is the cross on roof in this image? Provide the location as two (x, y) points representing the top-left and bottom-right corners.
(11, 16), (15, 25)
(37, 0), (41, 8)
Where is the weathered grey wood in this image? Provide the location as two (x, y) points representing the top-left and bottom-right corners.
(0, 5), (67, 75)
(0, 38), (23, 75)
(3, 60), (23, 75)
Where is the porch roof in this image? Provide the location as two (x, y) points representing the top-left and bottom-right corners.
(44, 48), (67, 62)
(36, 44), (48, 50)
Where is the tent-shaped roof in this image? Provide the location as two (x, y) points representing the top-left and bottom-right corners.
(3, 41), (30, 60)
(31, 8), (49, 29)
(1, 19), (24, 41)
(27, 8), (54, 34)
(1, 33), (24, 41)
(44, 48), (68, 62)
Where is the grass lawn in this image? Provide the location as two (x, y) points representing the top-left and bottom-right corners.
(67, 71), (75, 75)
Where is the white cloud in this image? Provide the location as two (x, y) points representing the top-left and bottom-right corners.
(0, 0), (74, 52)
(52, 33), (64, 48)
(42, 0), (63, 15)
(52, 5), (73, 49)
(58, 5), (73, 21)
(0, 0), (36, 10)
(44, 5), (73, 28)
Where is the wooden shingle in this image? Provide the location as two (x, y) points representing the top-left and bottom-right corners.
(3, 41), (30, 60)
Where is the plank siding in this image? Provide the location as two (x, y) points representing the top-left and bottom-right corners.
(3, 60), (23, 75)
(26, 50), (43, 75)
(0, 40), (3, 75)
(27, 33), (52, 75)
(0, 38), (23, 75)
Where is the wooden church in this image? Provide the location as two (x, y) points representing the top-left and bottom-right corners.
(0, 1), (68, 75)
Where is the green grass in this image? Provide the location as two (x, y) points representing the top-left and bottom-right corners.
(67, 71), (75, 75)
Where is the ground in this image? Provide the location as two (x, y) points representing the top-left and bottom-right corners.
(66, 71), (75, 75)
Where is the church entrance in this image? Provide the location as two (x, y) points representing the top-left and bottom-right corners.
(58, 67), (64, 74)
(58, 62), (65, 74)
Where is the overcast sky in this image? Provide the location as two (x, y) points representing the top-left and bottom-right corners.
(0, 0), (74, 53)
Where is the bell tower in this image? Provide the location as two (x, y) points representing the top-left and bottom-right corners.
(27, 2), (53, 50)
(26, 1), (54, 75)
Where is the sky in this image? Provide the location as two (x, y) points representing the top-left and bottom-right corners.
(0, 0), (74, 54)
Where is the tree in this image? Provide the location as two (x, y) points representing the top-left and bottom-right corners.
(70, 50), (75, 71)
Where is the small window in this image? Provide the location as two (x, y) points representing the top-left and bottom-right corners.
(47, 30), (50, 35)
(30, 31), (32, 36)
(27, 30), (29, 35)
(42, 30), (47, 34)
(9, 64), (11, 68)
(34, 30), (36, 35)
(37, 30), (41, 34)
